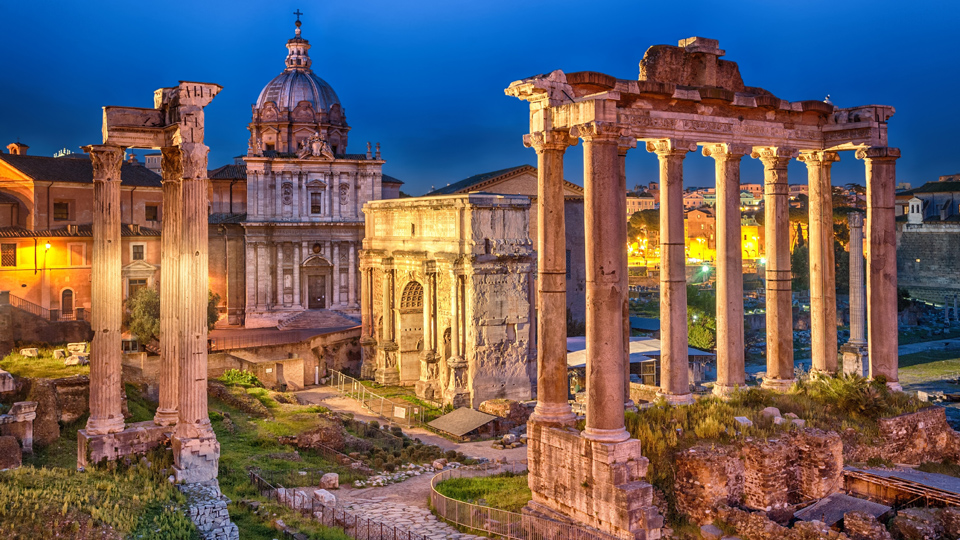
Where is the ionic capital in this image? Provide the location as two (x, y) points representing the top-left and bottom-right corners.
(702, 143), (752, 160)
(797, 150), (841, 165)
(570, 121), (620, 142)
(617, 136), (637, 156)
(855, 146), (900, 161)
(83, 145), (124, 183)
(523, 130), (577, 153)
(751, 146), (799, 169)
(160, 146), (183, 184)
(645, 138), (698, 157)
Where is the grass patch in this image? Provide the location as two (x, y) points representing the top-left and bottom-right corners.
(899, 327), (960, 345)
(219, 368), (264, 388)
(917, 460), (960, 478)
(126, 383), (158, 423)
(0, 346), (89, 379)
(627, 374), (925, 524)
(0, 448), (198, 539)
(434, 472), (531, 513)
(898, 349), (960, 369)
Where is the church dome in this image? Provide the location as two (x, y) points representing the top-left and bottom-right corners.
(256, 70), (340, 112)
(254, 18), (340, 113)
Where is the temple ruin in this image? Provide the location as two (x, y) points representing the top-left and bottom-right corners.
(506, 36), (898, 539)
(78, 82), (223, 486)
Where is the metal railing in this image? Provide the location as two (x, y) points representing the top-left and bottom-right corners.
(1, 292), (89, 322)
(430, 462), (604, 540)
(326, 370), (427, 426)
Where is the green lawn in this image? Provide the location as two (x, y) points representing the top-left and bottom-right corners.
(0, 346), (89, 379)
(434, 471), (532, 513)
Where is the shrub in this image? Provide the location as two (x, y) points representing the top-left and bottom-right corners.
(219, 369), (264, 388)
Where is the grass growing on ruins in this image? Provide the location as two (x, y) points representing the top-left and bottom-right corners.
(434, 471), (531, 512)
(0, 346), (90, 378)
(917, 460), (960, 478)
(0, 448), (198, 539)
(626, 375), (925, 523)
(899, 327), (960, 345)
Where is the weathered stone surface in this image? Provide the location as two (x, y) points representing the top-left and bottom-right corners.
(54, 375), (90, 424)
(760, 407), (781, 419)
(889, 508), (940, 540)
(844, 511), (892, 540)
(19, 348), (38, 357)
(939, 507), (960, 539)
(847, 407), (960, 465)
(735, 416), (753, 428)
(0, 370), (13, 393)
(0, 436), (22, 469)
(319, 472), (339, 489)
(313, 489), (336, 506)
(179, 479), (238, 540)
(78, 421), (171, 469)
(676, 444), (744, 524)
(25, 379), (59, 446)
(64, 354), (89, 366)
(294, 423), (345, 452)
(67, 342), (88, 354)
(701, 524), (723, 540)
(53, 349), (66, 359)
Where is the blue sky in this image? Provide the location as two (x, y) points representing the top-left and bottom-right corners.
(1, 0), (956, 194)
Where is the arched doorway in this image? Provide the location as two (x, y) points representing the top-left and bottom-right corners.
(398, 281), (424, 383)
(61, 289), (74, 318)
(301, 255), (332, 309)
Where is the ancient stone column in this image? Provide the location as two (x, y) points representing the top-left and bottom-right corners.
(293, 243), (301, 307)
(523, 130), (576, 426)
(84, 145), (125, 435)
(841, 211), (867, 376)
(578, 121), (629, 442)
(800, 151), (841, 375)
(376, 263), (399, 385)
(155, 146), (182, 426)
(445, 268), (469, 407)
(359, 265), (377, 379)
(753, 147), (798, 391)
(332, 242), (341, 306)
(276, 242), (285, 306)
(619, 137), (637, 412)
(176, 141), (215, 440)
(704, 143), (750, 396)
(647, 139), (697, 405)
(857, 147), (901, 390)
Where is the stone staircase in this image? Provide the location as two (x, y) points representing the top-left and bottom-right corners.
(277, 310), (360, 330)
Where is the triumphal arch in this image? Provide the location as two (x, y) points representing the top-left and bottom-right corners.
(77, 81), (223, 486)
(507, 37), (898, 539)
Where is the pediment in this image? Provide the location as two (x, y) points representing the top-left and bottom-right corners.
(122, 259), (158, 277)
(307, 179), (327, 188)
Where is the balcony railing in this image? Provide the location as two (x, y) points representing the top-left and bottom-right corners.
(0, 291), (90, 323)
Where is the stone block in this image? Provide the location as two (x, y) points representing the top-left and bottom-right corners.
(0, 370), (13, 393)
(890, 508), (941, 540)
(19, 348), (38, 358)
(773, 416), (786, 425)
(734, 416), (753, 428)
(319, 472), (338, 489)
(791, 419), (806, 428)
(844, 511), (893, 540)
(313, 489), (336, 506)
(66, 342), (88, 354)
(502, 433), (517, 444)
(173, 435), (220, 484)
(26, 379), (59, 446)
(700, 524), (722, 540)
(64, 354), (89, 366)
(78, 421), (171, 469)
(53, 349), (66, 359)
(0, 435), (21, 470)
(760, 407), (781, 419)
(432, 458), (447, 469)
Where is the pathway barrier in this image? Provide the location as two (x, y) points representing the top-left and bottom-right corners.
(326, 370), (426, 426)
(430, 461), (607, 540)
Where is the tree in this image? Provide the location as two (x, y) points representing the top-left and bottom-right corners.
(124, 287), (222, 346)
(125, 287), (160, 345)
(792, 245), (809, 291)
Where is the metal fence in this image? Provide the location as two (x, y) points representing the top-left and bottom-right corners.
(326, 370), (427, 426)
(430, 463), (604, 540)
(2, 292), (90, 322)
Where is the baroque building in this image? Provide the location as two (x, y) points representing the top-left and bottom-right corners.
(240, 18), (400, 327)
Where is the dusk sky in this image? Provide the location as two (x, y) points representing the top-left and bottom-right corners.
(1, 0), (956, 195)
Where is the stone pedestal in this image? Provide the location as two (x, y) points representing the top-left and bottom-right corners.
(841, 343), (868, 377)
(78, 421), (172, 469)
(173, 434), (221, 484)
(526, 421), (663, 540)
(359, 336), (377, 380)
(375, 342), (400, 385)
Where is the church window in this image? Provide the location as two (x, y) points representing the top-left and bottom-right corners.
(311, 192), (323, 214)
(128, 279), (147, 298)
(1, 244), (16, 267)
(145, 205), (159, 221)
(131, 244), (145, 261)
(53, 201), (70, 221)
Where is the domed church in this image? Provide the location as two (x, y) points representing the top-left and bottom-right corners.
(238, 16), (401, 328)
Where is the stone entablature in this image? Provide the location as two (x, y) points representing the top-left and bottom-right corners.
(360, 193), (536, 408)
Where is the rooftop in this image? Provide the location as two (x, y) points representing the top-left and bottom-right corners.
(0, 153), (162, 187)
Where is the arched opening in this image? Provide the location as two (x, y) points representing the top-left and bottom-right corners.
(398, 281), (424, 383)
(302, 255), (332, 309)
(61, 289), (74, 318)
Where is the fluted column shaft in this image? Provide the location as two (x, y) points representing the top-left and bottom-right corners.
(801, 151), (841, 374)
(858, 147), (901, 389)
(580, 122), (628, 442)
(704, 144), (749, 395)
(524, 131), (576, 425)
(156, 147), (182, 426)
(85, 145), (125, 435)
(755, 147), (798, 390)
(177, 142), (214, 439)
(647, 139), (695, 404)
(333, 243), (341, 306)
(848, 213), (866, 345)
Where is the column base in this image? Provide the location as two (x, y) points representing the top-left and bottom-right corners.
(885, 381), (903, 392)
(359, 336), (377, 380)
(582, 426), (630, 443)
(530, 402), (577, 427)
(712, 384), (744, 397)
(153, 408), (179, 427)
(85, 415), (126, 436)
(78, 421), (172, 470)
(657, 391), (695, 405)
(840, 343), (868, 377)
(375, 342), (400, 386)
(761, 377), (796, 392)
(173, 434), (220, 484)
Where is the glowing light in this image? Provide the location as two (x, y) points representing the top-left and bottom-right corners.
(760, 257), (767, 264)
(45, 243), (51, 250)
(702, 264), (709, 272)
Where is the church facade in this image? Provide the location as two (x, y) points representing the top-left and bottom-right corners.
(240, 18), (400, 328)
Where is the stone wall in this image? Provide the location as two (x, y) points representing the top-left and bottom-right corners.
(0, 304), (93, 357)
(675, 429), (843, 524)
(896, 223), (960, 303)
(179, 479), (239, 540)
(846, 406), (960, 465)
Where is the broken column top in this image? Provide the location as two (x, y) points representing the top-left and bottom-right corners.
(678, 37), (724, 56)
